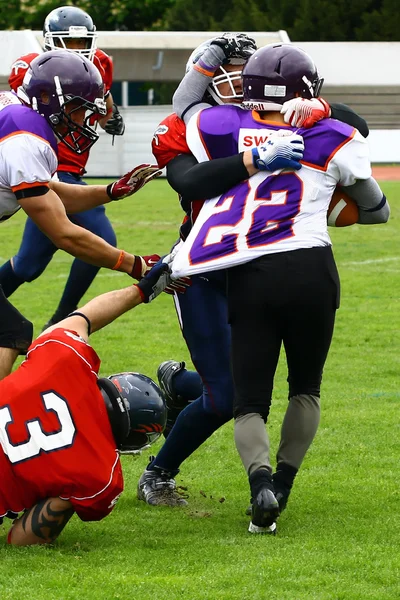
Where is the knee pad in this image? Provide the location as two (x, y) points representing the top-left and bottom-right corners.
(0, 288), (33, 354)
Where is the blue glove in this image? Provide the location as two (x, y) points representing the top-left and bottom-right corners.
(252, 133), (304, 172)
(135, 257), (172, 303)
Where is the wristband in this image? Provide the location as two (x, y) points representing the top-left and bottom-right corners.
(112, 250), (125, 270)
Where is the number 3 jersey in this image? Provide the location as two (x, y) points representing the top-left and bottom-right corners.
(0, 329), (123, 522)
(171, 105), (371, 278)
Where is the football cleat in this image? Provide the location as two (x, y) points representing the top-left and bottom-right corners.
(157, 360), (187, 409)
(137, 466), (188, 507)
(248, 468), (280, 533)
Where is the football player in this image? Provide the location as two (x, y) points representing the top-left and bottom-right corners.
(170, 43), (389, 534)
(1, 6), (127, 331)
(0, 258), (171, 546)
(137, 35), (372, 511)
(0, 50), (160, 379)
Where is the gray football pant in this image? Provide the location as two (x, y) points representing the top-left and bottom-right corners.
(234, 394), (320, 475)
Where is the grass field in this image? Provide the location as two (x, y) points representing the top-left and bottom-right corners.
(0, 179), (399, 600)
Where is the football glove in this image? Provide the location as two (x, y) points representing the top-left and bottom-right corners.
(107, 164), (162, 200)
(135, 257), (172, 304)
(164, 277), (192, 295)
(210, 33), (257, 63)
(281, 97), (331, 128)
(252, 132), (305, 172)
(104, 103), (125, 136)
(131, 254), (161, 280)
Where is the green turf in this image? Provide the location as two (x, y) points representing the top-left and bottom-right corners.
(0, 179), (399, 600)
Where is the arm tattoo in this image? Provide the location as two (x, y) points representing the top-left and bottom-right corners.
(22, 499), (74, 543)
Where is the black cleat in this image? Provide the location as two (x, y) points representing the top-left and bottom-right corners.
(157, 360), (186, 408)
(157, 360), (190, 437)
(248, 468), (280, 534)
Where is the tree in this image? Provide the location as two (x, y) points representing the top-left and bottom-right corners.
(0, 0), (174, 31)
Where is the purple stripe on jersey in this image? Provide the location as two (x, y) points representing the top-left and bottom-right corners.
(300, 119), (355, 170)
(197, 105), (246, 159)
(0, 104), (58, 156)
(197, 105), (355, 169)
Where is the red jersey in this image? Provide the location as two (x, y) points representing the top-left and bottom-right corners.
(8, 49), (113, 175)
(0, 329), (123, 522)
(152, 113), (203, 239)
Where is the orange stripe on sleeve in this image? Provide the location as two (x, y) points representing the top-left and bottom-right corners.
(194, 64), (216, 77)
(11, 181), (50, 192)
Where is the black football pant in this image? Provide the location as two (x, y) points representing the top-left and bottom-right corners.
(0, 284), (33, 354)
(227, 246), (340, 420)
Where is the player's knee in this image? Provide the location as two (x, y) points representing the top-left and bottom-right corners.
(202, 381), (234, 421)
(12, 256), (48, 282)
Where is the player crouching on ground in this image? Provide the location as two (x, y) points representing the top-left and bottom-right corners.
(0, 259), (171, 546)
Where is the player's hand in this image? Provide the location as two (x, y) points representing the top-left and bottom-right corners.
(252, 132), (304, 172)
(281, 97), (331, 128)
(164, 276), (192, 295)
(107, 165), (162, 200)
(130, 254), (161, 280)
(210, 33), (257, 63)
(104, 103), (125, 136)
(135, 257), (172, 303)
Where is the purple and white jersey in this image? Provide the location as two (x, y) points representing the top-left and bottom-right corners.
(171, 105), (371, 278)
(0, 91), (58, 222)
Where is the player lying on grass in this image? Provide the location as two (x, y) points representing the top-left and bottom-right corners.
(0, 258), (171, 546)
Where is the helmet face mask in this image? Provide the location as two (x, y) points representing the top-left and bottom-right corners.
(99, 372), (167, 454)
(43, 7), (97, 61)
(242, 43), (324, 111)
(209, 64), (245, 104)
(18, 51), (106, 154)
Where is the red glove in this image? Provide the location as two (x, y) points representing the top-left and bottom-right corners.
(131, 254), (161, 280)
(164, 277), (192, 295)
(280, 98), (331, 128)
(107, 164), (162, 200)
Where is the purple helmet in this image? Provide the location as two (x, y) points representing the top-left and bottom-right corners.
(17, 50), (106, 154)
(242, 43), (324, 111)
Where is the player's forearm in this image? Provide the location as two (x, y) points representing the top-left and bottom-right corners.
(173, 45), (226, 122)
(79, 285), (143, 333)
(344, 177), (390, 224)
(8, 498), (74, 546)
(167, 152), (255, 202)
(49, 180), (111, 213)
(54, 226), (135, 273)
(330, 103), (369, 138)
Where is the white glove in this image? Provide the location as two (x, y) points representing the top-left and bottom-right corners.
(252, 131), (305, 172)
(281, 98), (331, 128)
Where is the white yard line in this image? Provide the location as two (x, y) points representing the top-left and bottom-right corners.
(342, 256), (400, 266)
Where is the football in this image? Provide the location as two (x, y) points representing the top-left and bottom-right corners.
(327, 186), (359, 227)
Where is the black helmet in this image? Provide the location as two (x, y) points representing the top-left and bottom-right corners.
(43, 6), (97, 61)
(98, 372), (167, 454)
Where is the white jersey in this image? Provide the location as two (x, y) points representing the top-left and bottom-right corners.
(0, 91), (58, 222)
(171, 105), (371, 278)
